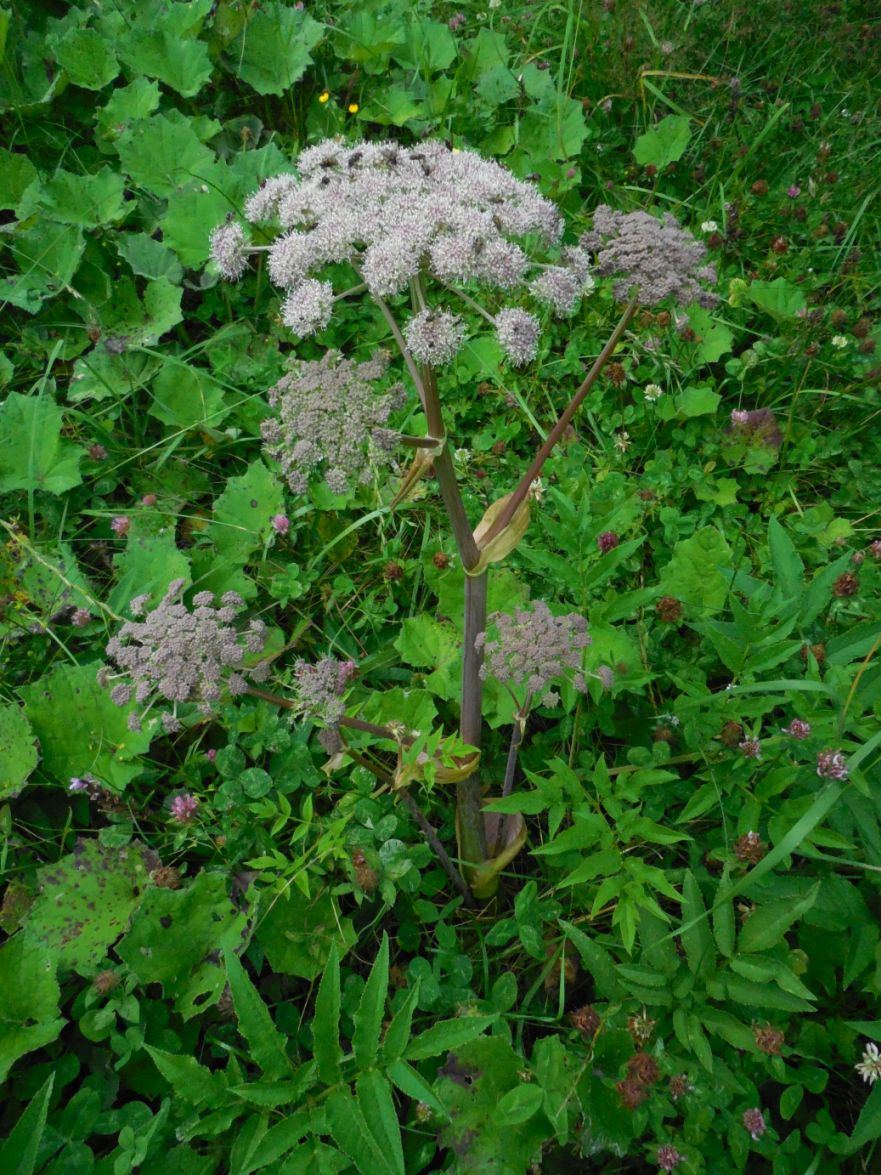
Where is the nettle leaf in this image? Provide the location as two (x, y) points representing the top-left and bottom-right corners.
(118, 30), (213, 98)
(228, 3), (324, 95)
(224, 950), (292, 1080)
(0, 392), (83, 494)
(208, 459), (284, 565)
(117, 871), (248, 1018)
(51, 25), (119, 90)
(634, 114), (692, 168)
(0, 703), (38, 799)
(18, 166), (126, 227)
(23, 840), (149, 974)
(21, 661), (152, 789)
(0, 221), (85, 311)
(0, 936), (64, 1084)
(0, 147), (38, 209)
(117, 233), (184, 284)
(95, 78), (161, 142)
(116, 113), (215, 197)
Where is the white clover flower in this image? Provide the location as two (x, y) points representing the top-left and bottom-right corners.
(701, 220), (719, 233)
(614, 431), (631, 453)
(644, 383), (663, 401)
(831, 335), (849, 349)
(856, 1041), (881, 1085)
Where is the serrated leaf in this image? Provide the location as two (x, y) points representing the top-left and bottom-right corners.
(149, 360), (230, 430)
(95, 78), (161, 141)
(18, 166), (126, 227)
(116, 113), (215, 197)
(634, 115), (692, 168)
(325, 1086), (397, 1175)
(0, 1072), (54, 1175)
(0, 146), (38, 209)
(52, 26), (119, 90)
(0, 392), (83, 494)
(747, 278), (806, 321)
(0, 936), (63, 1084)
(224, 950), (292, 1080)
(229, 4), (324, 96)
(208, 459), (284, 564)
(313, 942), (341, 1085)
(382, 983), (419, 1064)
(0, 703), (38, 799)
(0, 221), (85, 311)
(559, 919), (625, 1000)
(118, 29), (213, 98)
(404, 1014), (497, 1061)
(680, 871), (715, 977)
(145, 1046), (228, 1107)
(353, 933), (389, 1071)
(356, 1071), (404, 1175)
(738, 883), (819, 954)
(768, 516), (804, 600)
(394, 614), (460, 700)
(117, 233), (183, 284)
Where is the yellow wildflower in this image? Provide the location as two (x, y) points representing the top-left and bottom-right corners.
(318, 91), (330, 103)
(348, 102), (359, 114)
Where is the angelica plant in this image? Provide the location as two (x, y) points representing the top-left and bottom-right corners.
(108, 136), (719, 901)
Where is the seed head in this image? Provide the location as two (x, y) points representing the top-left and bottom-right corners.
(752, 1023), (784, 1055)
(735, 831), (765, 864)
(832, 570), (859, 597)
(597, 531), (620, 554)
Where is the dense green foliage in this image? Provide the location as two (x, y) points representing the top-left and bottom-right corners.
(1, 0), (880, 1171)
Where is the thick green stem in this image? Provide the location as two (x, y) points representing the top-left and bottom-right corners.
(481, 297), (639, 546)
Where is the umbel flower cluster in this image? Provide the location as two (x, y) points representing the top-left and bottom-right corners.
(262, 350), (405, 496)
(476, 600), (592, 708)
(209, 138), (600, 366)
(290, 657), (357, 726)
(101, 580), (269, 733)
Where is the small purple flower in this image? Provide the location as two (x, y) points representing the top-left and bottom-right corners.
(786, 185), (801, 198)
(869, 539), (881, 560)
(448, 11), (466, 29)
(742, 1107), (766, 1140)
(565, 167), (577, 179)
(739, 739), (762, 760)
(88, 444), (108, 461)
(69, 777), (89, 792)
(169, 793), (200, 824)
(597, 531), (620, 554)
(71, 608), (91, 627)
(657, 1145), (684, 1172)
(111, 515), (131, 537)
(787, 719), (811, 739)
(816, 749), (848, 780)
(730, 409), (750, 426)
(271, 514), (290, 535)
(205, 748), (217, 762)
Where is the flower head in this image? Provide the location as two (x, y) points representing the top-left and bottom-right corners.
(643, 383), (663, 401)
(742, 1107), (766, 1140)
(856, 1041), (881, 1085)
(169, 793), (199, 824)
(271, 514), (290, 535)
(291, 657), (357, 726)
(494, 308), (541, 366)
(476, 600), (591, 707)
(656, 1145), (684, 1171)
(210, 220), (249, 280)
(597, 531), (620, 553)
(831, 335), (849, 348)
(111, 515), (131, 537)
(280, 278), (334, 337)
(787, 185), (801, 198)
(816, 749), (848, 780)
(405, 308), (466, 366)
(786, 718), (811, 739)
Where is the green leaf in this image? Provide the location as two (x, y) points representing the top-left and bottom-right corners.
(738, 883), (819, 953)
(208, 459), (284, 565)
(0, 392), (83, 495)
(355, 1071), (405, 1175)
(117, 233), (184, 284)
(358, 87), (427, 128)
(18, 166), (126, 227)
(0, 936), (63, 1084)
(353, 933), (390, 1071)
(382, 983), (420, 1064)
(255, 890), (357, 980)
(224, 950), (292, 1080)
(116, 113), (215, 197)
(313, 942), (341, 1085)
(228, 4), (324, 96)
(0, 1072), (54, 1174)
(110, 527), (191, 614)
(768, 516), (804, 600)
(687, 306), (734, 363)
(69, 348), (161, 404)
(0, 221), (85, 311)
(0, 146), (38, 209)
(22, 660), (151, 788)
(118, 29), (213, 98)
(325, 1086), (397, 1175)
(386, 1059), (448, 1119)
(149, 360), (230, 430)
(52, 26), (119, 90)
(680, 872), (715, 976)
(658, 526), (732, 616)
(747, 278), (806, 321)
(723, 973), (814, 1012)
(239, 1110), (314, 1173)
(394, 614), (461, 700)
(145, 1046), (228, 1108)
(23, 839), (149, 973)
(634, 115), (692, 168)
(559, 919), (625, 1000)
(404, 1014), (497, 1061)
(496, 1083), (545, 1124)
(676, 385), (721, 418)
(0, 703), (38, 799)
(96, 78), (161, 141)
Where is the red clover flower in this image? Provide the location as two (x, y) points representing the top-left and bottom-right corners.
(816, 749), (849, 780)
(742, 1107), (766, 1140)
(169, 793), (200, 824)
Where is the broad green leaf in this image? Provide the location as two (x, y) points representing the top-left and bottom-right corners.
(0, 146), (38, 208)
(116, 113), (215, 197)
(634, 115), (692, 168)
(768, 516), (804, 600)
(23, 839), (149, 973)
(18, 166), (126, 227)
(687, 305), (734, 363)
(559, 919), (625, 1000)
(255, 890), (357, 980)
(0, 221), (85, 311)
(404, 1014), (497, 1061)
(117, 233), (183, 284)
(355, 1070), (404, 1175)
(386, 1059), (448, 1119)
(313, 942), (341, 1085)
(229, 4), (324, 96)
(91, 275), (183, 346)
(110, 528), (190, 614)
(68, 347), (162, 404)
(208, 459), (284, 564)
(724, 973), (814, 1012)
(381, 983), (420, 1064)
(748, 278), (806, 321)
(358, 88), (427, 128)
(658, 526), (732, 616)
(117, 871), (248, 1017)
(847, 1081), (881, 1152)
(676, 385), (720, 417)
(353, 933), (389, 1071)
(95, 78), (161, 141)
(0, 392), (83, 494)
(52, 26), (119, 90)
(149, 360), (230, 430)
(0, 936), (63, 1083)
(118, 29), (213, 97)
(496, 1083), (544, 1124)
(22, 660), (151, 788)
(712, 868), (735, 956)
(224, 950), (292, 1080)
(394, 614), (460, 700)
(680, 872), (715, 977)
(239, 1109), (314, 1173)
(325, 1086), (396, 1175)
(0, 703), (38, 798)
(738, 883), (819, 954)
(0, 1073), (54, 1174)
